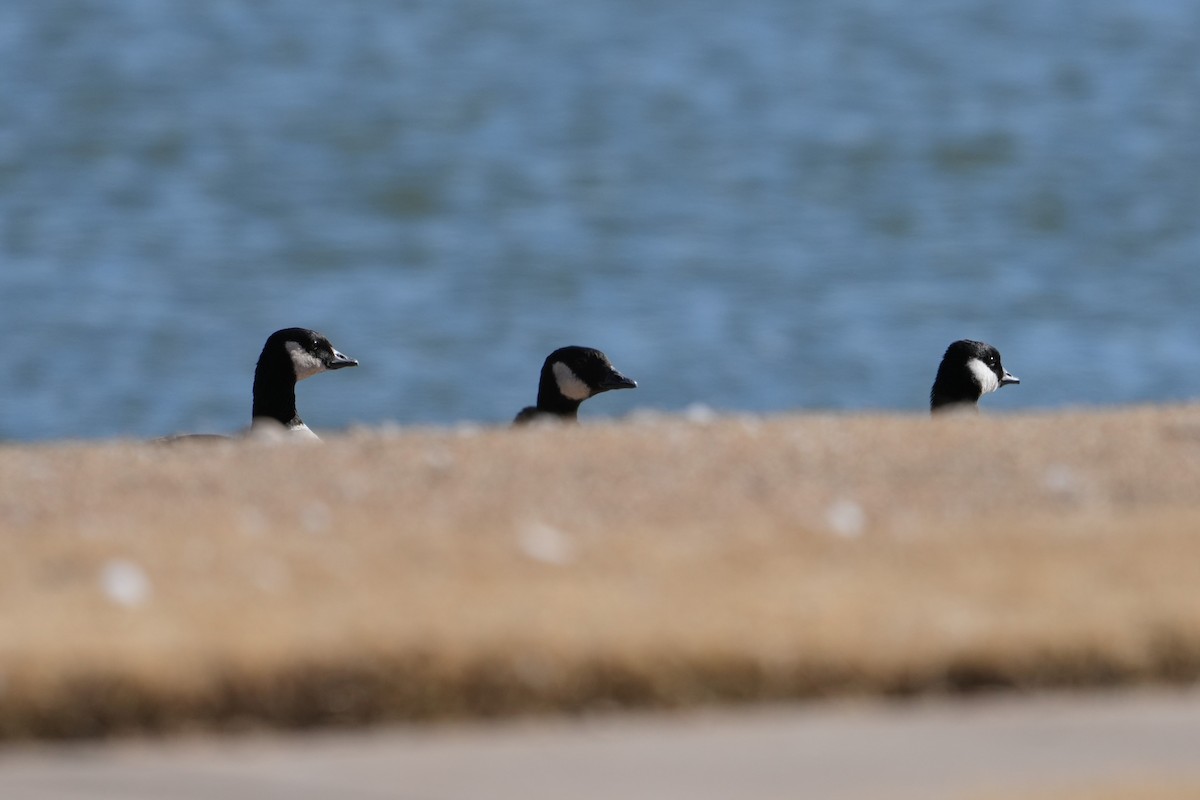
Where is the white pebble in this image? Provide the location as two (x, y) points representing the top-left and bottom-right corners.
(825, 499), (866, 538)
(683, 403), (719, 424)
(518, 522), (575, 566)
(422, 447), (455, 472)
(1042, 464), (1080, 495)
(100, 559), (151, 608)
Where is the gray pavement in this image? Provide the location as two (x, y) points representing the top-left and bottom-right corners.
(1, 689), (1198, 799)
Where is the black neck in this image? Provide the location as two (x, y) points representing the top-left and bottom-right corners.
(252, 352), (301, 426)
(930, 378), (981, 411)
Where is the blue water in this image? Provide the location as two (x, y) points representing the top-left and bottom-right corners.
(2, 1), (1199, 442)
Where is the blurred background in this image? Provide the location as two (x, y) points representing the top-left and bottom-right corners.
(1, 0), (1199, 442)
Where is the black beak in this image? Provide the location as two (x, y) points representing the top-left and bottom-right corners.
(327, 349), (359, 370)
(599, 370), (637, 391)
(1000, 369), (1019, 387)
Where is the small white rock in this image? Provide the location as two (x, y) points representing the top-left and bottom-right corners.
(518, 522), (575, 566)
(453, 423), (483, 438)
(683, 403), (719, 424)
(825, 499), (866, 538)
(100, 559), (151, 608)
(1042, 464), (1080, 496)
(422, 447), (455, 472)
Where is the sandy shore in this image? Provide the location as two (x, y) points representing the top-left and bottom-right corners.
(2, 405), (1199, 738)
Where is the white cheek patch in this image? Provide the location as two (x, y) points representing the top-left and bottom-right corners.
(967, 358), (1000, 395)
(285, 341), (326, 381)
(552, 361), (593, 401)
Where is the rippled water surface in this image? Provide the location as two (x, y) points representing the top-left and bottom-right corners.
(2, 1), (1199, 441)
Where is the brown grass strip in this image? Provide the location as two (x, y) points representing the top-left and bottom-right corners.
(2, 406), (1200, 738)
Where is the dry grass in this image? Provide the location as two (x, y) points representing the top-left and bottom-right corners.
(3, 405), (1200, 738)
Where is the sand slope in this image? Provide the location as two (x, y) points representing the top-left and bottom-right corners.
(2, 406), (1199, 738)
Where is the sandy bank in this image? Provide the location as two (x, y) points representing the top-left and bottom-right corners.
(2, 406), (1199, 738)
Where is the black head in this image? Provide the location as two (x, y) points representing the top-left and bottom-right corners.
(930, 339), (1019, 413)
(252, 328), (357, 429)
(263, 327), (358, 382)
(543, 345), (637, 400)
(516, 345), (637, 424)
